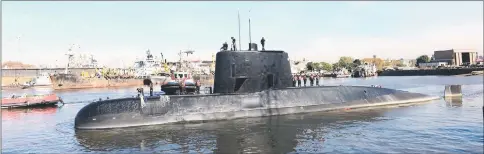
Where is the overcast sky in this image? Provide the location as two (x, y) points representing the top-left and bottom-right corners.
(2, 1), (483, 67)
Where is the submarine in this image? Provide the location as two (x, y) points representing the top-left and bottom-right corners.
(74, 48), (440, 130)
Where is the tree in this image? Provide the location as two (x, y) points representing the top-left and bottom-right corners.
(306, 62), (313, 71)
(353, 59), (362, 66)
(319, 62), (332, 71)
(337, 56), (354, 70)
(311, 62), (321, 71)
(416, 55), (430, 66)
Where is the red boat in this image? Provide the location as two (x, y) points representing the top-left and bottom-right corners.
(1, 93), (63, 108)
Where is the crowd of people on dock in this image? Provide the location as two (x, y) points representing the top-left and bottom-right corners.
(292, 73), (322, 87)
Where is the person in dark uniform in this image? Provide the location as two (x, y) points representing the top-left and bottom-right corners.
(302, 74), (307, 87)
(220, 42), (228, 51)
(296, 75), (302, 87)
(315, 73), (320, 86)
(292, 75), (297, 87)
(309, 74), (314, 86)
(195, 79), (201, 94)
(261, 37), (266, 50)
(231, 37), (237, 51)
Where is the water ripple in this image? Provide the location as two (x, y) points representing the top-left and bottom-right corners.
(2, 76), (483, 153)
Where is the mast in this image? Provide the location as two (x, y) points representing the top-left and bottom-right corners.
(238, 9), (241, 51)
(65, 44), (74, 74)
(248, 9), (252, 50)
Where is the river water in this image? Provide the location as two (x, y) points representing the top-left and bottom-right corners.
(2, 76), (483, 153)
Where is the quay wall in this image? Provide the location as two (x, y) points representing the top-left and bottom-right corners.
(1, 68), (98, 77)
(378, 68), (484, 76)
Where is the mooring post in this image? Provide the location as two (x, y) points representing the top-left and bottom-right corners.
(444, 85), (462, 97)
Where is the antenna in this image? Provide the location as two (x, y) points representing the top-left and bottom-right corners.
(248, 9), (252, 50)
(238, 9), (241, 51)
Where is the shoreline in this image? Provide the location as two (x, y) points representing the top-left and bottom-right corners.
(378, 67), (484, 76)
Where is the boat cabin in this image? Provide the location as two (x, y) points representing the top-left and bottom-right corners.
(173, 72), (191, 79)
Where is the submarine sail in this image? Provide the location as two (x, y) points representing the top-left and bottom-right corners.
(213, 50), (293, 93)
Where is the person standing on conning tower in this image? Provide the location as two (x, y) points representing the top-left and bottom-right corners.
(220, 42), (228, 51)
(261, 37), (266, 50)
(231, 37), (237, 51)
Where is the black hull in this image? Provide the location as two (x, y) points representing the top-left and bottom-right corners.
(74, 86), (439, 130)
(161, 86), (197, 95)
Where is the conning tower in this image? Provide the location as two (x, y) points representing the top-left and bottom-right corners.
(213, 50), (293, 94)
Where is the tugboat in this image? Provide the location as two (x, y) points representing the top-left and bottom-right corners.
(73, 44), (440, 130)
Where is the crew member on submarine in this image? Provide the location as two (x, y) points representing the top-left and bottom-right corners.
(261, 37), (266, 51)
(231, 37), (237, 51)
(220, 42), (228, 51)
(309, 74), (314, 86)
(315, 73), (320, 86)
(297, 75), (302, 87)
(195, 79), (201, 94)
(302, 74), (307, 86)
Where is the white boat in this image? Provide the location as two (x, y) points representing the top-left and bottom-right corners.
(32, 72), (52, 86)
(352, 63), (378, 78)
(133, 50), (163, 79)
(333, 68), (351, 78)
(20, 72), (52, 89)
(149, 72), (170, 85)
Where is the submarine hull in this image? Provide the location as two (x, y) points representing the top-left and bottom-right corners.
(74, 86), (439, 129)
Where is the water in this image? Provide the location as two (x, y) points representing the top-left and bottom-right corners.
(2, 76), (483, 153)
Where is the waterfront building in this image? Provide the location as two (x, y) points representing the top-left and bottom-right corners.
(433, 49), (479, 66)
(418, 62), (448, 68)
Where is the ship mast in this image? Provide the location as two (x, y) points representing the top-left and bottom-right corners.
(65, 44), (75, 74)
(248, 9), (252, 50)
(238, 9), (241, 51)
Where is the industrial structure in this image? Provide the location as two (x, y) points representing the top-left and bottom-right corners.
(432, 49), (479, 66)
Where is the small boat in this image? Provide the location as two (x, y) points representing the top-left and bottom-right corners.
(149, 72), (170, 85)
(17, 72), (53, 89)
(161, 72), (199, 95)
(2, 93), (63, 108)
(333, 68), (351, 78)
(32, 72), (53, 86)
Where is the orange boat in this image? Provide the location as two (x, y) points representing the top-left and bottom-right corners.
(1, 93), (63, 108)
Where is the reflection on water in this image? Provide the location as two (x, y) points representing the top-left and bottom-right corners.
(75, 109), (388, 153)
(2, 76), (483, 153)
(445, 96), (463, 108)
(2, 107), (58, 121)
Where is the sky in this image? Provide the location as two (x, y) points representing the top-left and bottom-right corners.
(2, 1), (483, 68)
